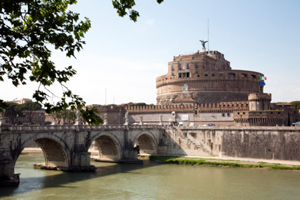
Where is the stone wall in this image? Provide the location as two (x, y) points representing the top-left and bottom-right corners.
(162, 126), (300, 161)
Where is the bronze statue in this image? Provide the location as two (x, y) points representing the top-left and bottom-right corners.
(199, 40), (208, 48)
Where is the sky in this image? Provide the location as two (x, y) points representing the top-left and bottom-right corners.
(1, 0), (300, 105)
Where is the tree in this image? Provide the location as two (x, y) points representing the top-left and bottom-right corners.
(4, 102), (23, 125)
(0, 0), (163, 125)
(16, 102), (42, 123)
(56, 109), (76, 124)
(290, 101), (300, 110)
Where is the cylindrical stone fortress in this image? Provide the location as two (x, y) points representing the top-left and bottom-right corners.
(156, 50), (265, 105)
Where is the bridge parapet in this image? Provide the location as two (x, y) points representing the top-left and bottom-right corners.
(0, 124), (164, 133)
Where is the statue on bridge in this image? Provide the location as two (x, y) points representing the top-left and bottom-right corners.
(51, 112), (58, 125)
(124, 111), (129, 125)
(0, 109), (6, 126)
(74, 109), (82, 125)
(103, 113), (107, 125)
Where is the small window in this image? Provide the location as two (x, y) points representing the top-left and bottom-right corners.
(195, 63), (198, 68)
(179, 64), (181, 70)
(227, 113), (230, 117)
(220, 73), (223, 77)
(228, 73), (235, 78)
(222, 113), (225, 117)
(237, 112), (240, 115)
(187, 64), (189, 69)
(187, 73), (190, 78)
(195, 68), (198, 73)
(243, 112), (245, 115)
(197, 75), (200, 77)
(212, 74), (215, 77)
(179, 74), (182, 78)
(205, 74), (208, 77)
(171, 65), (174, 70)
(241, 73), (247, 78)
(251, 75), (256, 79)
(171, 71), (174, 75)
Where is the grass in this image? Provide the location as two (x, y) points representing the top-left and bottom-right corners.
(149, 156), (300, 171)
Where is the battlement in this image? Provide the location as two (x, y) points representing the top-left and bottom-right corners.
(125, 101), (249, 114)
(248, 93), (271, 101)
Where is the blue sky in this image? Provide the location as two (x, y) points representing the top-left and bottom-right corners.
(2, 0), (300, 105)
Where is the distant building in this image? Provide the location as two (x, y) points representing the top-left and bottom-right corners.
(5, 98), (45, 125)
(92, 47), (299, 126)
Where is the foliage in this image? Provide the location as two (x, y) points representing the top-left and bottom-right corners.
(112, 0), (164, 22)
(56, 109), (77, 124)
(0, 100), (8, 113)
(4, 102), (24, 124)
(0, 0), (163, 125)
(16, 101), (42, 123)
(4, 101), (42, 124)
(290, 101), (300, 110)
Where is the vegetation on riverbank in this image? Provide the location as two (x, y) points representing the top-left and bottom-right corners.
(149, 156), (300, 171)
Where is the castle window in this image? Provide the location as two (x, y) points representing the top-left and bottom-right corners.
(171, 65), (174, 70)
(220, 73), (223, 77)
(251, 75), (256, 79)
(187, 64), (189, 69)
(222, 113), (225, 117)
(195, 69), (198, 73)
(171, 71), (174, 75)
(179, 64), (181, 70)
(205, 74), (208, 77)
(197, 75), (200, 77)
(241, 73), (247, 78)
(227, 113), (230, 117)
(195, 63), (198, 68)
(212, 74), (215, 77)
(227, 73), (235, 78)
(179, 73), (182, 78)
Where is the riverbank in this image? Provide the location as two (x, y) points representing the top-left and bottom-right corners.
(149, 155), (300, 171)
(22, 148), (300, 171)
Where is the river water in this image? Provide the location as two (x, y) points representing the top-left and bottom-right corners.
(1, 155), (300, 200)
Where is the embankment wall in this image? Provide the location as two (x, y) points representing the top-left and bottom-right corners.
(163, 127), (300, 161)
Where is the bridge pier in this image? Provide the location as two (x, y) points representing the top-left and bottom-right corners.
(0, 158), (19, 186)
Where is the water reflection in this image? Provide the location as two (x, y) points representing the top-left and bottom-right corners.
(1, 155), (300, 200)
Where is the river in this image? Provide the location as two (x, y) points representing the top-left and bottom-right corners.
(0, 155), (300, 200)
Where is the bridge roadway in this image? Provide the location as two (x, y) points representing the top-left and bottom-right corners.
(0, 124), (164, 185)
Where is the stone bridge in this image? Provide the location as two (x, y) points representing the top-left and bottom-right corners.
(0, 124), (164, 184)
(2, 124), (300, 185)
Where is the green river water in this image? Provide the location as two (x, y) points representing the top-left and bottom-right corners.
(0, 155), (300, 200)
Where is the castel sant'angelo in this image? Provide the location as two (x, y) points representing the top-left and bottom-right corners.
(94, 41), (299, 126)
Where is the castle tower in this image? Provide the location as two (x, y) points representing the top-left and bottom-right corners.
(248, 93), (272, 111)
(156, 50), (264, 105)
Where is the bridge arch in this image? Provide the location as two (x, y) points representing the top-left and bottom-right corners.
(88, 133), (122, 162)
(133, 131), (158, 155)
(20, 134), (70, 168)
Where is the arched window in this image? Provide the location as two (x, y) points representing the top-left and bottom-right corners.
(227, 73), (235, 78)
